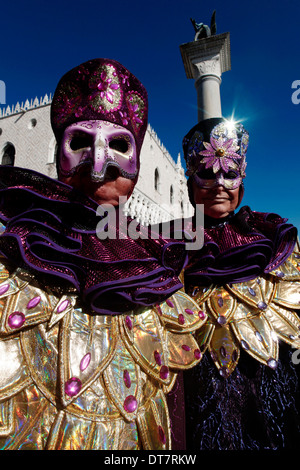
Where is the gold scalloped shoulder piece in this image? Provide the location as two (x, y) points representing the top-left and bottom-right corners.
(137, 388), (170, 450)
(269, 242), (300, 281)
(0, 336), (32, 401)
(0, 398), (14, 439)
(167, 330), (202, 370)
(157, 291), (207, 333)
(226, 277), (276, 311)
(0, 269), (57, 336)
(102, 337), (143, 422)
(206, 286), (237, 324)
(230, 311), (279, 368)
(189, 267), (300, 377)
(208, 324), (240, 377)
(47, 295), (76, 329)
(47, 409), (140, 450)
(58, 308), (118, 408)
(0, 384), (57, 450)
(187, 284), (215, 304)
(21, 323), (60, 404)
(265, 304), (300, 348)
(119, 308), (172, 386)
(272, 278), (300, 309)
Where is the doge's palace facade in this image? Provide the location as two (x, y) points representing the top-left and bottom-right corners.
(0, 95), (193, 224)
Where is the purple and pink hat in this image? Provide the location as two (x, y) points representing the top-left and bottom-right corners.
(51, 58), (148, 157)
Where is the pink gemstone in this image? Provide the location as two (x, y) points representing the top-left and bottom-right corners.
(166, 299), (174, 308)
(194, 349), (202, 360)
(124, 395), (137, 413)
(185, 308), (194, 315)
(125, 315), (133, 330)
(160, 365), (169, 380)
(80, 353), (91, 371)
(0, 283), (9, 295)
(154, 350), (162, 366)
(182, 344), (191, 351)
(158, 425), (166, 444)
(123, 370), (131, 388)
(198, 310), (205, 320)
(156, 304), (162, 315)
(26, 296), (41, 310)
(7, 311), (25, 329)
(57, 299), (70, 314)
(178, 314), (185, 325)
(65, 377), (82, 397)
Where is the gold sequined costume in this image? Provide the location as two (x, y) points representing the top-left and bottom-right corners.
(0, 259), (206, 450)
(186, 240), (300, 378)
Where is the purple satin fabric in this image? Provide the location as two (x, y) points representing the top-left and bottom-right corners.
(0, 166), (187, 315)
(184, 206), (297, 288)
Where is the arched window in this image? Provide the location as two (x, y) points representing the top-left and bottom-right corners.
(154, 168), (160, 191)
(2, 143), (15, 166)
(170, 185), (174, 204)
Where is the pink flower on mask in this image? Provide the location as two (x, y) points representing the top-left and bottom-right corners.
(88, 65), (121, 113)
(128, 102), (143, 125)
(199, 136), (241, 173)
(97, 70), (120, 104)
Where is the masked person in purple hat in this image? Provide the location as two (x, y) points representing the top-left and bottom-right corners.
(0, 59), (206, 450)
(179, 117), (300, 450)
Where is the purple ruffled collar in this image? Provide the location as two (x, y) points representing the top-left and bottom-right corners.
(0, 166), (187, 315)
(184, 206), (297, 288)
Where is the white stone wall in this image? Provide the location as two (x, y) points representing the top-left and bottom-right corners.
(0, 97), (193, 223)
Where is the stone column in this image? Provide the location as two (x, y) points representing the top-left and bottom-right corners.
(180, 32), (231, 122)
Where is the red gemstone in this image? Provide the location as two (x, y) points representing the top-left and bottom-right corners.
(124, 395), (137, 413)
(154, 350), (162, 366)
(57, 299), (70, 314)
(185, 308), (194, 315)
(125, 315), (133, 330)
(158, 425), (166, 444)
(182, 344), (191, 351)
(7, 311), (25, 329)
(65, 377), (82, 397)
(26, 296), (41, 309)
(178, 314), (185, 325)
(166, 299), (174, 308)
(0, 283), (9, 295)
(194, 349), (202, 360)
(123, 370), (131, 388)
(156, 304), (162, 315)
(160, 365), (169, 380)
(80, 353), (91, 371)
(198, 310), (205, 320)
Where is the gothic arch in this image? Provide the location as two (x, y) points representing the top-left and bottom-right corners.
(1, 142), (15, 166)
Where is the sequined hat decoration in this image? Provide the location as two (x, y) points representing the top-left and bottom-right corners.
(51, 58), (148, 156)
(182, 117), (249, 178)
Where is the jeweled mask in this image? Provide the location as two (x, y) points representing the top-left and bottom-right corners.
(59, 120), (137, 181)
(51, 58), (148, 178)
(183, 118), (249, 190)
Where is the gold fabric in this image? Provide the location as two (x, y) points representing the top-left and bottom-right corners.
(0, 258), (206, 450)
(186, 240), (300, 378)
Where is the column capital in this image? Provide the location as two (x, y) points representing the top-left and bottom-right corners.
(180, 32), (231, 80)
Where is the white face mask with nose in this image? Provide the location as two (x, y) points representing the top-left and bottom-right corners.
(58, 120), (138, 182)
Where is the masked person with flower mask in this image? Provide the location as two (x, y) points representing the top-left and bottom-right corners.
(0, 59), (206, 450)
(179, 117), (300, 450)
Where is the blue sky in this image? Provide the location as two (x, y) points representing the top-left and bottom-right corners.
(1, 0), (300, 231)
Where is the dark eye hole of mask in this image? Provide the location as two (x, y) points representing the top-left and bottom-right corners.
(109, 138), (129, 153)
(224, 170), (239, 180)
(196, 168), (239, 180)
(196, 168), (215, 179)
(70, 134), (93, 151)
